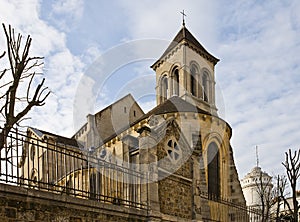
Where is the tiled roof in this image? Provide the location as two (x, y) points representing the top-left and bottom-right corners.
(29, 128), (79, 148)
(143, 96), (211, 118)
(91, 96), (234, 147)
(151, 26), (219, 68)
(94, 93), (144, 117)
(72, 93), (145, 140)
(101, 96), (211, 145)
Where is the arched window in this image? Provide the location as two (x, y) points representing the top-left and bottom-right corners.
(66, 176), (73, 195)
(207, 142), (220, 199)
(202, 72), (209, 102)
(190, 65), (198, 96)
(161, 75), (168, 102)
(30, 168), (38, 186)
(30, 144), (35, 161)
(173, 68), (179, 96)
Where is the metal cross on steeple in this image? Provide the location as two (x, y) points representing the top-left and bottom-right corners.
(180, 10), (187, 26)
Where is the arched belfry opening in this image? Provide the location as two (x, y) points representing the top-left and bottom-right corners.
(160, 75), (168, 103)
(202, 71), (209, 103)
(151, 23), (219, 115)
(190, 64), (200, 98)
(190, 66), (196, 97)
(172, 67), (179, 96)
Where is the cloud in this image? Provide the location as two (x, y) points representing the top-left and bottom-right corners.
(116, 0), (300, 177)
(25, 49), (84, 136)
(0, 0), (86, 136)
(48, 0), (84, 31)
(52, 0), (84, 16)
(1, 0), (299, 182)
(118, 0), (218, 49)
(215, 0), (300, 177)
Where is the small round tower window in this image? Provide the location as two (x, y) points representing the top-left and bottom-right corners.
(166, 139), (181, 162)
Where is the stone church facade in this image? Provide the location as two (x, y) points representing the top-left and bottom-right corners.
(19, 24), (247, 221)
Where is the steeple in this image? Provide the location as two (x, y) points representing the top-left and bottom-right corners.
(151, 26), (219, 70)
(151, 23), (220, 115)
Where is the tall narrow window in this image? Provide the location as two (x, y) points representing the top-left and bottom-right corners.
(89, 173), (96, 200)
(30, 144), (35, 161)
(202, 73), (209, 102)
(161, 76), (168, 102)
(90, 172), (101, 200)
(207, 142), (220, 199)
(173, 69), (179, 96)
(66, 176), (73, 195)
(190, 66), (197, 96)
(191, 75), (196, 96)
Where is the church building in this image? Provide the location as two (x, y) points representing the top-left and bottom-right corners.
(19, 21), (247, 221)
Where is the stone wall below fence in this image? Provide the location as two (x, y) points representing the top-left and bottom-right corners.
(0, 183), (148, 222)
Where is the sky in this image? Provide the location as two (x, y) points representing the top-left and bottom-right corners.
(0, 0), (300, 180)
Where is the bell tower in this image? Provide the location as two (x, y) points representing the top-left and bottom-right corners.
(151, 21), (220, 115)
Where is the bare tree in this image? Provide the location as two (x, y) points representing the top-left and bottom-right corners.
(255, 171), (274, 222)
(281, 149), (300, 222)
(272, 175), (288, 221)
(0, 23), (50, 150)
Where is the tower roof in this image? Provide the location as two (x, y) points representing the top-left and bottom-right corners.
(151, 25), (219, 69)
(144, 95), (210, 117)
(242, 166), (272, 181)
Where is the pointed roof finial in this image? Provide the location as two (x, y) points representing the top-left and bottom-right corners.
(180, 10), (187, 27)
(255, 145), (259, 167)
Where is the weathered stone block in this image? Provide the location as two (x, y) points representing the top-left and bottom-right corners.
(17, 210), (35, 221)
(7, 200), (21, 208)
(70, 217), (82, 222)
(0, 198), (7, 206)
(4, 208), (16, 218)
(35, 210), (49, 221)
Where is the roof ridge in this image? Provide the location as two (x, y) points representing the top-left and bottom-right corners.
(29, 127), (71, 139)
(28, 127), (79, 148)
(141, 95), (211, 117)
(94, 93), (137, 116)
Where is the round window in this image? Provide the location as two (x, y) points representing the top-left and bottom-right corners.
(166, 139), (181, 162)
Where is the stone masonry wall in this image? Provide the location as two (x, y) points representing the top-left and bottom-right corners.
(158, 176), (192, 220)
(0, 183), (148, 222)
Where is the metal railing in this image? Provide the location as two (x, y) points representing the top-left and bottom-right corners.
(1, 127), (269, 220)
(200, 191), (263, 222)
(0, 128), (147, 210)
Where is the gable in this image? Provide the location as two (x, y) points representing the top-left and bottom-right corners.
(153, 117), (193, 178)
(95, 94), (144, 143)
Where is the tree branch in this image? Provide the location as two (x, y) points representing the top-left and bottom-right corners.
(281, 148), (300, 221)
(0, 51), (5, 59)
(0, 23), (50, 150)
